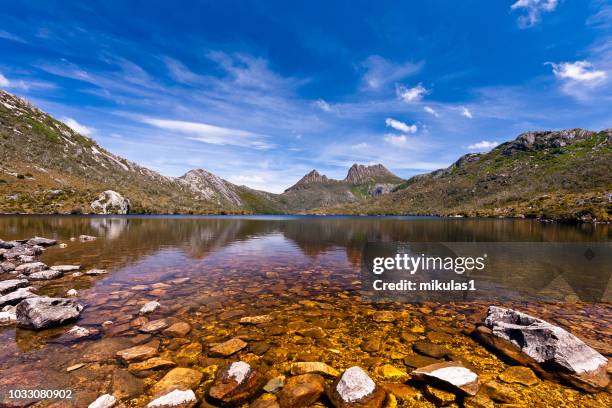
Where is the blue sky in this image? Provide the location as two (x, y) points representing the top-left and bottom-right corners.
(1, 0), (610, 193)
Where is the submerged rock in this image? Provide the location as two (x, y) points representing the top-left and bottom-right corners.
(147, 389), (196, 408)
(290, 362), (340, 377)
(116, 343), (159, 363)
(140, 318), (169, 333)
(152, 367), (203, 396)
(79, 235), (97, 241)
(240, 314), (273, 325)
(412, 361), (480, 396)
(327, 366), (386, 407)
(128, 357), (176, 373)
(51, 265), (81, 272)
(478, 306), (609, 392)
(209, 337), (248, 357)
(16, 297), (84, 330)
(139, 301), (161, 315)
(499, 366), (539, 386)
(163, 321), (191, 337)
(14, 261), (47, 275)
(208, 361), (265, 405)
(0, 279), (28, 295)
(278, 373), (325, 408)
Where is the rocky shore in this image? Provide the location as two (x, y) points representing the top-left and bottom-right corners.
(0, 236), (610, 407)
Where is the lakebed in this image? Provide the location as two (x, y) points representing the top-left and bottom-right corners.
(0, 215), (610, 407)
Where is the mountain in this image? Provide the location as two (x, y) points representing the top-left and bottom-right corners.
(0, 90), (279, 214)
(313, 129), (612, 222)
(280, 164), (404, 212)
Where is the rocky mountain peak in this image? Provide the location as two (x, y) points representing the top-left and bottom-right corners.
(176, 169), (243, 206)
(285, 170), (331, 192)
(344, 163), (396, 185)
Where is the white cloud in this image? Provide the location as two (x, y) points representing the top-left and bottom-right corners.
(468, 141), (498, 151)
(141, 117), (273, 149)
(424, 106), (439, 117)
(314, 98), (332, 112)
(461, 107), (473, 118)
(396, 83), (429, 102)
(62, 117), (94, 136)
(548, 61), (607, 83)
(511, 0), (559, 28)
(0, 73), (9, 87)
(385, 118), (417, 133)
(384, 134), (408, 147)
(360, 55), (422, 90)
(229, 174), (265, 184)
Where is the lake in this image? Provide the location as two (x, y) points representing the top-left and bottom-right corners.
(0, 215), (610, 407)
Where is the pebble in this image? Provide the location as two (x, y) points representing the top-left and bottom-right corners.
(290, 362), (340, 377)
(116, 343), (159, 363)
(139, 301), (161, 315)
(209, 337), (248, 357)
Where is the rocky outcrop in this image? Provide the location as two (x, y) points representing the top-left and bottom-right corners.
(499, 128), (607, 156)
(176, 169), (243, 207)
(91, 190), (130, 214)
(0, 287), (37, 307)
(344, 164), (398, 185)
(475, 306), (609, 392)
(0, 279), (29, 295)
(285, 170), (332, 192)
(16, 297), (84, 329)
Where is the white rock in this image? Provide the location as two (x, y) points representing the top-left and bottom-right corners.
(91, 190), (130, 215)
(335, 366), (376, 403)
(14, 262), (47, 274)
(59, 243), (68, 248)
(227, 361), (251, 384)
(28, 270), (63, 280)
(79, 235), (97, 242)
(0, 310), (17, 325)
(72, 272), (83, 277)
(67, 325), (91, 338)
(67, 289), (78, 297)
(51, 265), (81, 272)
(147, 389), (196, 407)
(88, 393), (117, 408)
(0, 279), (29, 295)
(139, 301), (161, 315)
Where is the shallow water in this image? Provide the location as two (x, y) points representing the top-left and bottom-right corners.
(0, 215), (610, 407)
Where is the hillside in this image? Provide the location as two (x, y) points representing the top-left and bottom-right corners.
(0, 90), (279, 214)
(279, 164), (404, 212)
(313, 129), (612, 222)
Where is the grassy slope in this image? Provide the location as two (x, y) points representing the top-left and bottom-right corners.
(312, 131), (612, 222)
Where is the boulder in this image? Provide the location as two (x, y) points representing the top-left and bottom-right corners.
(478, 306), (609, 392)
(0, 261), (16, 272)
(208, 361), (265, 405)
(0, 287), (37, 307)
(26, 237), (57, 247)
(91, 190), (130, 214)
(209, 337), (248, 357)
(412, 361), (480, 396)
(327, 367), (386, 408)
(147, 389), (196, 408)
(28, 270), (63, 280)
(16, 297), (84, 330)
(278, 374), (325, 408)
(0, 279), (28, 295)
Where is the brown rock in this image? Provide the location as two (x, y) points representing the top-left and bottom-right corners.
(151, 367), (203, 396)
(278, 374), (325, 408)
(403, 354), (441, 369)
(290, 362), (339, 377)
(208, 361), (265, 405)
(498, 366), (539, 386)
(380, 383), (418, 400)
(116, 343), (158, 363)
(163, 322), (191, 337)
(128, 357), (176, 373)
(209, 338), (248, 357)
(423, 385), (455, 406)
(112, 369), (145, 399)
(361, 337), (382, 353)
(140, 318), (170, 333)
(372, 311), (396, 323)
(482, 381), (519, 404)
(413, 341), (448, 359)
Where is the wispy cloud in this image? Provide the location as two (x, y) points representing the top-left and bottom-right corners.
(0, 73), (9, 87)
(141, 117), (273, 149)
(547, 60), (608, 99)
(0, 30), (27, 43)
(360, 55), (422, 91)
(314, 98), (332, 112)
(511, 0), (559, 28)
(162, 56), (206, 84)
(62, 117), (95, 136)
(467, 140), (498, 151)
(384, 134), (409, 147)
(461, 107), (473, 118)
(385, 117), (417, 133)
(396, 83), (429, 102)
(424, 106), (439, 117)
